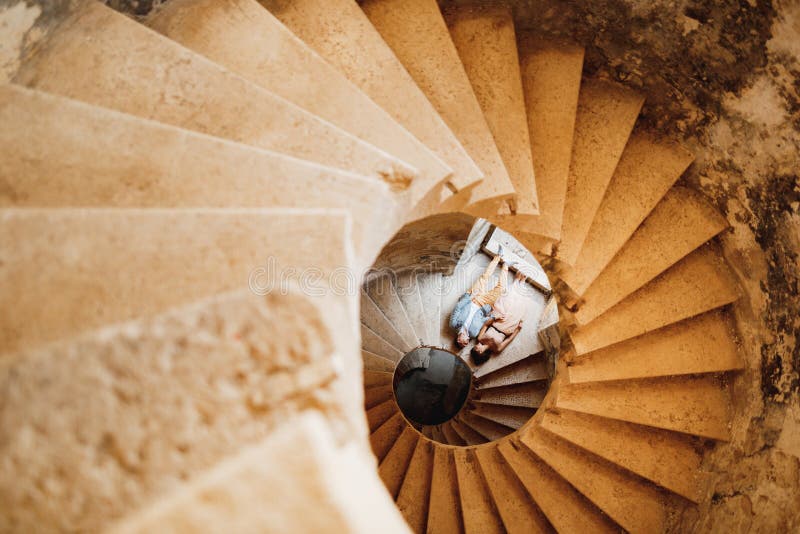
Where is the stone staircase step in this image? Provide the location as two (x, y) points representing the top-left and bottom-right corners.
(444, 4), (538, 215)
(364, 370), (393, 388)
(428, 447), (465, 534)
(370, 412), (407, 462)
(0, 208), (354, 355)
(474, 382), (547, 408)
(263, 0), (483, 195)
(469, 404), (535, 430)
(395, 272), (427, 345)
(367, 399), (398, 432)
(520, 428), (667, 534)
(474, 446), (551, 534)
(541, 409), (708, 502)
(574, 186), (729, 324)
(0, 84), (399, 264)
(557, 375), (731, 440)
(569, 310), (742, 383)
(441, 422), (467, 446)
(475, 354), (548, 389)
(361, 324), (405, 362)
(450, 419), (488, 446)
(494, 37), (584, 240)
(366, 276), (420, 351)
(560, 135), (694, 295)
(364, 384), (393, 409)
(14, 1), (415, 189)
(396, 439), (435, 533)
(361, 290), (413, 353)
(360, 0), (513, 212)
(362, 350), (397, 373)
(570, 244), (741, 355)
(453, 449), (505, 534)
(379, 426), (418, 499)
(416, 272), (444, 345)
(555, 79), (644, 266)
(458, 412), (514, 441)
(147, 0), (451, 208)
(432, 425), (449, 444)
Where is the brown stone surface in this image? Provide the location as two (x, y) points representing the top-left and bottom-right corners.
(370, 412), (406, 462)
(395, 438), (434, 533)
(453, 449), (504, 534)
(428, 447), (464, 534)
(378, 426), (418, 498)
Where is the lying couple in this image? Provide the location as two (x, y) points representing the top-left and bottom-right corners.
(450, 248), (528, 365)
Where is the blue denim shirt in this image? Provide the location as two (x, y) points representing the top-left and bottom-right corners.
(449, 293), (492, 337)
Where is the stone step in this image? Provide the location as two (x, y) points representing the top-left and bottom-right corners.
(556, 375), (731, 440)
(147, 0), (452, 209)
(497, 440), (618, 534)
(364, 370), (393, 388)
(361, 324), (405, 362)
(559, 136), (695, 294)
(14, 1), (415, 190)
(370, 412), (407, 462)
(262, 0), (483, 195)
(396, 439), (435, 533)
(574, 186), (729, 324)
(474, 382), (547, 408)
(364, 384), (393, 409)
(444, 4), (538, 215)
(416, 272), (444, 345)
(0, 84), (399, 265)
(475, 354), (548, 389)
(361, 289), (413, 353)
(0, 208), (354, 356)
(453, 449), (505, 534)
(570, 244), (741, 355)
(520, 428), (667, 534)
(441, 422), (467, 446)
(555, 79), (644, 266)
(569, 310), (742, 383)
(367, 399), (398, 431)
(365, 276), (420, 350)
(379, 426), (418, 498)
(395, 272), (427, 345)
(428, 447), (465, 534)
(494, 37), (584, 240)
(360, 0), (514, 212)
(540, 409), (708, 502)
(430, 425), (448, 444)
(361, 350), (397, 373)
(450, 419), (488, 446)
(458, 412), (513, 441)
(474, 446), (551, 534)
(470, 404), (536, 430)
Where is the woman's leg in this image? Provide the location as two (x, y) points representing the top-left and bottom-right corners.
(469, 254), (502, 296)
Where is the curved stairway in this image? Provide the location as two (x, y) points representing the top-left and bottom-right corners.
(0, 0), (745, 532)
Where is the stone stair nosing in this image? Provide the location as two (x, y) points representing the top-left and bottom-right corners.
(360, 0), (514, 210)
(364, 384), (394, 409)
(450, 419), (488, 446)
(367, 398), (398, 431)
(396, 438), (435, 533)
(361, 323), (405, 363)
(458, 411), (514, 441)
(474, 381), (547, 409)
(363, 370), (393, 388)
(13, 1), (417, 191)
(147, 0), (454, 209)
(428, 446), (465, 534)
(379, 425), (419, 499)
(453, 448), (505, 534)
(475, 353), (549, 390)
(261, 0), (485, 194)
(558, 135), (695, 295)
(469, 403), (536, 430)
(395, 272), (427, 345)
(361, 289), (413, 353)
(365, 275), (420, 351)
(445, 3), (539, 216)
(555, 79), (645, 266)
(361, 350), (397, 373)
(370, 411), (407, 462)
(441, 422), (467, 446)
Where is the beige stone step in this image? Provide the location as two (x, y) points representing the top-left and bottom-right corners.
(474, 446), (551, 534)
(365, 276), (420, 350)
(365, 384), (394, 409)
(470, 404), (535, 430)
(370, 412), (407, 462)
(559, 137), (695, 294)
(445, 5), (538, 215)
(0, 84), (399, 264)
(570, 244), (741, 354)
(520, 428), (667, 533)
(574, 187), (729, 323)
(396, 438), (435, 532)
(475, 354), (548, 389)
(540, 409), (708, 502)
(417, 272), (444, 345)
(367, 399), (398, 431)
(475, 382), (547, 408)
(441, 422), (467, 446)
(450, 419), (488, 446)
(362, 350), (397, 373)
(428, 447), (465, 534)
(555, 79), (644, 265)
(0, 208), (355, 356)
(395, 272), (428, 344)
(361, 0), (514, 212)
(361, 324), (405, 362)
(262, 0), (483, 194)
(379, 426), (418, 498)
(458, 412), (513, 441)
(556, 375), (731, 440)
(569, 310), (743, 383)
(453, 449), (505, 534)
(361, 290), (413, 353)
(13, 1), (416, 191)
(146, 0), (450, 208)
(494, 37), (584, 240)
(364, 370), (393, 388)
(497, 440), (618, 534)
(434, 425), (450, 444)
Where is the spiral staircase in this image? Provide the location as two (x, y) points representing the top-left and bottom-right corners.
(0, 0), (750, 532)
